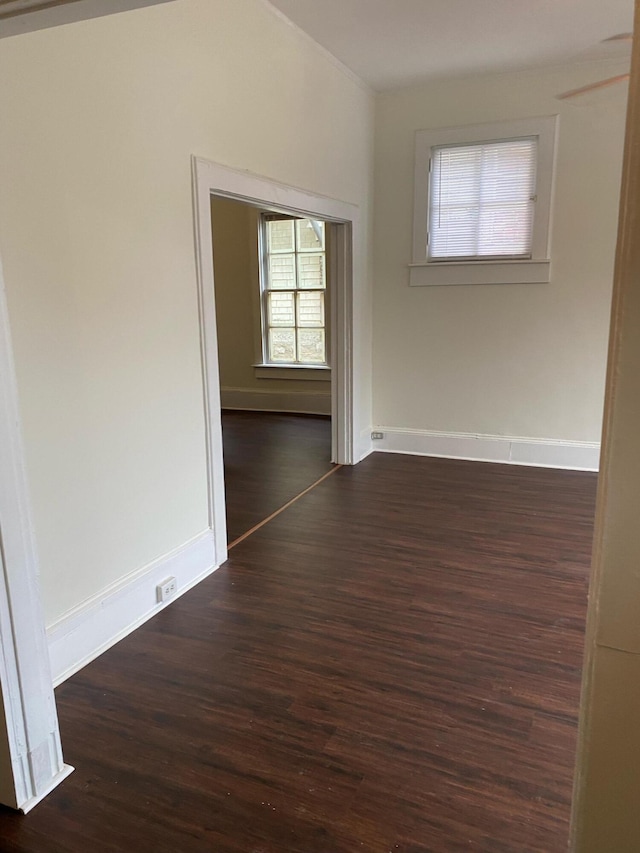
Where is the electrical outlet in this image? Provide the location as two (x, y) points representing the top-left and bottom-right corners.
(157, 576), (177, 603)
(371, 431), (384, 440)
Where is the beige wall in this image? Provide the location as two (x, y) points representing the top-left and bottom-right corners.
(373, 60), (628, 442)
(210, 196), (331, 405)
(211, 198), (258, 391)
(0, 0), (373, 625)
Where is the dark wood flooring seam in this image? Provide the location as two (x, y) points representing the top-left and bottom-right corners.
(228, 464), (343, 551)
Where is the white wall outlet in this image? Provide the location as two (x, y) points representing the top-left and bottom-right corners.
(156, 576), (177, 603)
(371, 431), (384, 440)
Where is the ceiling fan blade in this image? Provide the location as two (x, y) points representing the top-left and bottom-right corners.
(556, 73), (630, 100)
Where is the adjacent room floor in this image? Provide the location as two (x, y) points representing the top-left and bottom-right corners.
(0, 454), (597, 853)
(221, 410), (334, 543)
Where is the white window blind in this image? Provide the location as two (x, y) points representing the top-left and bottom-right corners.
(428, 137), (538, 261)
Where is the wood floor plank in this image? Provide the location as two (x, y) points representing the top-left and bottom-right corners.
(221, 410), (334, 543)
(0, 453), (597, 852)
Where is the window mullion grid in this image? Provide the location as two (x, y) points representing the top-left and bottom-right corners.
(293, 228), (301, 364)
(292, 286), (300, 364)
(300, 287), (325, 365)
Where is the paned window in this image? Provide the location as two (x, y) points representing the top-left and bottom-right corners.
(261, 216), (327, 365)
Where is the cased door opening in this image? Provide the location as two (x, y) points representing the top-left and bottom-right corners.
(210, 197), (337, 546)
(191, 156), (359, 568)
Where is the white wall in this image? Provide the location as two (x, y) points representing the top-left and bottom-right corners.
(373, 60), (627, 446)
(0, 0), (373, 628)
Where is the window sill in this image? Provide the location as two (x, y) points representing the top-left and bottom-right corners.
(409, 259), (551, 287)
(254, 364), (331, 381)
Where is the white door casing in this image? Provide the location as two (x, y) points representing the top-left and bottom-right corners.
(191, 156), (361, 566)
(0, 255), (73, 813)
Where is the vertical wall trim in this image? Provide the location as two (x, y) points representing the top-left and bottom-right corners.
(571, 1), (640, 848)
(0, 254), (73, 812)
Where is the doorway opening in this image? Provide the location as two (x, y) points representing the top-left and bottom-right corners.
(209, 197), (336, 545)
(191, 156), (360, 568)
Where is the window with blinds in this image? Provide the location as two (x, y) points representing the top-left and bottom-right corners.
(428, 137), (538, 261)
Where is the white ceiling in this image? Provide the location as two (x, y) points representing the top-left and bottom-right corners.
(267, 0), (634, 91)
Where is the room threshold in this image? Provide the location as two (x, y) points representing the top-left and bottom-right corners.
(227, 464), (342, 551)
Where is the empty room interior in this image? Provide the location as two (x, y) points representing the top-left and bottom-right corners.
(210, 196), (335, 545)
(1, 1), (640, 851)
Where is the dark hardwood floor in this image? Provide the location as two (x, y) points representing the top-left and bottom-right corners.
(0, 454), (597, 853)
(221, 410), (333, 543)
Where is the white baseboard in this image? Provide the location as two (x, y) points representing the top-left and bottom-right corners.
(357, 426), (373, 461)
(47, 529), (217, 686)
(372, 427), (600, 472)
(220, 386), (331, 416)
(20, 765), (75, 814)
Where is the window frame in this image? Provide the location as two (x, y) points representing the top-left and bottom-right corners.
(411, 115), (558, 287)
(258, 213), (329, 367)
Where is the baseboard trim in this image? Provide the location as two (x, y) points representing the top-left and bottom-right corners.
(20, 765), (75, 815)
(220, 386), (331, 416)
(372, 427), (600, 471)
(47, 529), (217, 686)
(357, 426), (374, 461)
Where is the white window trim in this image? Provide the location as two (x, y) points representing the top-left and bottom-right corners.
(411, 115), (558, 287)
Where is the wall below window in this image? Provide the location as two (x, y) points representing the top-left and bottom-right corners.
(373, 59), (628, 452)
(211, 196), (331, 415)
